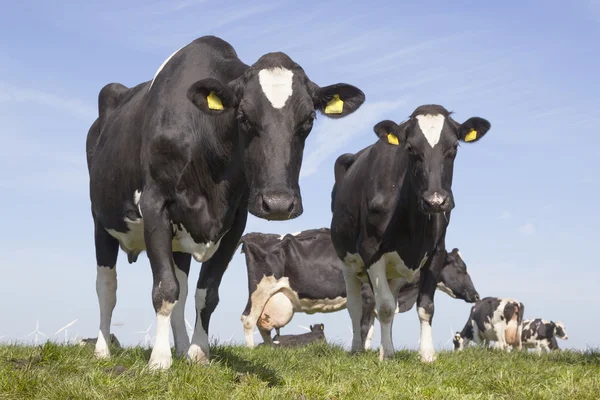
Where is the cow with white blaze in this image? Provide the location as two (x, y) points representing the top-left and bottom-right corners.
(521, 319), (568, 353)
(453, 297), (525, 351)
(86, 35), (365, 370)
(239, 228), (480, 347)
(330, 104), (492, 361)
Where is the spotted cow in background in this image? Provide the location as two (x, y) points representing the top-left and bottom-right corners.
(522, 319), (568, 353)
(238, 228), (479, 347)
(453, 297), (525, 351)
(86, 35), (365, 369)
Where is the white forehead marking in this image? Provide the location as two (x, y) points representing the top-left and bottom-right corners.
(149, 46), (184, 91)
(258, 67), (294, 109)
(416, 114), (445, 147)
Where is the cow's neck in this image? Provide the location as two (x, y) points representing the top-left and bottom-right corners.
(169, 127), (246, 243)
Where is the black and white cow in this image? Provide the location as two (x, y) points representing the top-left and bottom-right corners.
(521, 319), (568, 353)
(86, 35), (365, 369)
(270, 323), (327, 347)
(238, 228), (479, 347)
(330, 104), (492, 362)
(453, 297), (525, 351)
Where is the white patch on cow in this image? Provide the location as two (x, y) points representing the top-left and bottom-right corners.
(106, 218), (224, 263)
(258, 67), (294, 109)
(188, 288), (210, 364)
(416, 114), (445, 147)
(95, 266), (117, 359)
(171, 267), (189, 357)
(364, 318), (375, 350)
(555, 321), (568, 339)
(278, 231), (302, 240)
(343, 251), (422, 283)
(417, 306), (436, 362)
(436, 282), (456, 298)
(149, 46), (184, 90)
(149, 300), (176, 370)
(367, 257), (397, 361)
(134, 190), (142, 217)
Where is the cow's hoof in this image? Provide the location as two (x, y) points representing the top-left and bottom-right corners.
(94, 347), (111, 359)
(419, 350), (436, 363)
(148, 351), (173, 370)
(188, 345), (210, 365)
(378, 348), (394, 361)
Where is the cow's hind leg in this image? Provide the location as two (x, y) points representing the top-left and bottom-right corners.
(189, 205), (248, 363)
(94, 220), (119, 359)
(171, 252), (192, 357)
(416, 250), (445, 363)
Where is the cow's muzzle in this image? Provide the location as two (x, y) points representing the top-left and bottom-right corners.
(250, 190), (303, 221)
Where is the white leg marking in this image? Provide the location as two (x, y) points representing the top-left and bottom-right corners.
(343, 266), (364, 353)
(364, 316), (375, 350)
(258, 67), (294, 109)
(242, 314), (256, 348)
(95, 266), (117, 359)
(171, 267), (189, 357)
(188, 289), (210, 364)
(416, 114), (445, 147)
(367, 258), (396, 361)
(149, 301), (176, 370)
(418, 307), (436, 363)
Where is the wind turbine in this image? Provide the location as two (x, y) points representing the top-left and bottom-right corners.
(298, 325), (311, 332)
(54, 319), (78, 345)
(444, 325), (456, 346)
(27, 319), (47, 346)
(136, 322), (153, 347)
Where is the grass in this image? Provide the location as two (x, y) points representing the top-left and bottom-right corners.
(1, 341), (599, 400)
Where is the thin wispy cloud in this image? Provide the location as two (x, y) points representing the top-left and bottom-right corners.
(0, 83), (96, 118)
(519, 222), (536, 236)
(498, 211), (512, 220)
(300, 99), (406, 178)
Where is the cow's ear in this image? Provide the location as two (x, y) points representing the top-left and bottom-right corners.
(187, 78), (239, 113)
(458, 117), (491, 143)
(373, 120), (404, 146)
(312, 83), (365, 118)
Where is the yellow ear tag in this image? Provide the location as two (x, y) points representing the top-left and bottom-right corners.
(324, 94), (344, 114)
(207, 91), (224, 110)
(464, 128), (477, 142)
(387, 133), (399, 145)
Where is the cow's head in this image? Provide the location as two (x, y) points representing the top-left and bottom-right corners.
(437, 248), (480, 303)
(187, 52), (365, 220)
(310, 323), (325, 332)
(452, 333), (468, 351)
(373, 105), (491, 214)
(553, 321), (568, 340)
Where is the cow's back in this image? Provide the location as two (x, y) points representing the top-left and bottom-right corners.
(87, 36), (248, 230)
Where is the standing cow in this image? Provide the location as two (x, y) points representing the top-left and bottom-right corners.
(453, 297), (525, 351)
(86, 35), (365, 369)
(330, 104), (492, 362)
(521, 319), (568, 353)
(239, 228), (479, 347)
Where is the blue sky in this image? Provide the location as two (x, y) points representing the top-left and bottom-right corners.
(1, 0), (599, 351)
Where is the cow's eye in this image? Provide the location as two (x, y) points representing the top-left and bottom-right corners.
(238, 113), (251, 131)
(298, 112), (316, 135)
(405, 144), (422, 160)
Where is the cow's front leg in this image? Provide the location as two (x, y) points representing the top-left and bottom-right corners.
(342, 266), (365, 353)
(171, 252), (191, 357)
(141, 193), (179, 370)
(188, 205), (248, 364)
(366, 257), (397, 361)
(416, 250), (444, 363)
